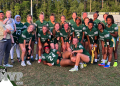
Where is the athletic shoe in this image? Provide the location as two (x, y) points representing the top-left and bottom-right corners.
(69, 67), (78, 72)
(38, 59), (42, 63)
(98, 63), (105, 66)
(93, 62), (97, 65)
(3, 64), (13, 67)
(17, 58), (21, 62)
(31, 58), (34, 62)
(21, 61), (26, 67)
(35, 56), (38, 60)
(104, 65), (110, 68)
(79, 63), (84, 69)
(26, 61), (31, 65)
(11, 59), (15, 63)
(83, 63), (87, 67)
(113, 62), (118, 67)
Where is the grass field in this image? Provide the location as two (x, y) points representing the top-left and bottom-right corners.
(6, 27), (120, 86)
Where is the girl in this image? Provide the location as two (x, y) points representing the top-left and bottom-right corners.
(60, 15), (67, 29)
(98, 22), (113, 68)
(35, 12), (48, 60)
(83, 17), (89, 50)
(69, 12), (77, 27)
(93, 11), (101, 25)
(47, 13), (56, 32)
(71, 17), (86, 45)
(19, 24), (35, 66)
(51, 23), (61, 50)
(68, 37), (91, 72)
(102, 13), (108, 26)
(105, 15), (119, 67)
(10, 15), (24, 63)
(60, 23), (72, 52)
(38, 25), (51, 63)
(23, 14), (36, 61)
(85, 19), (98, 64)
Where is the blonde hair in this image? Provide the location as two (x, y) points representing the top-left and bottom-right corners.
(6, 11), (12, 15)
(5, 25), (13, 30)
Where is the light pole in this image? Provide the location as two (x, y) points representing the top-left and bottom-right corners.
(31, 0), (33, 22)
(90, 0), (91, 12)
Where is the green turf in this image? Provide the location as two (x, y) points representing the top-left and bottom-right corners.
(5, 27), (120, 86)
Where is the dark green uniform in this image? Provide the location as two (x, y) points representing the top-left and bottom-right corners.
(35, 20), (48, 33)
(38, 31), (51, 43)
(13, 23), (24, 43)
(60, 29), (72, 42)
(51, 30), (60, 44)
(69, 19), (76, 27)
(98, 29), (113, 47)
(42, 49), (60, 66)
(47, 21), (56, 32)
(94, 19), (101, 25)
(70, 42), (91, 61)
(23, 22), (35, 41)
(71, 24), (86, 41)
(105, 24), (119, 47)
(85, 27), (98, 44)
(82, 18), (84, 24)
(102, 20), (107, 26)
(19, 29), (33, 43)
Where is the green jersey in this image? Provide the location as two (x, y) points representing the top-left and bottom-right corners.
(102, 20), (107, 26)
(98, 29), (111, 41)
(82, 18), (84, 24)
(85, 27), (98, 44)
(23, 22), (30, 29)
(38, 31), (51, 43)
(42, 49), (58, 64)
(35, 20), (48, 33)
(105, 24), (119, 39)
(23, 22), (36, 41)
(71, 24), (86, 41)
(60, 28), (72, 42)
(70, 42), (91, 60)
(51, 29), (60, 44)
(94, 19), (101, 24)
(19, 29), (32, 43)
(13, 23), (24, 43)
(47, 21), (56, 32)
(69, 19), (76, 27)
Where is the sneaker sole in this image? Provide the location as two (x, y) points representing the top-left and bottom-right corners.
(104, 67), (110, 68)
(69, 70), (78, 72)
(38, 61), (41, 63)
(98, 64), (105, 66)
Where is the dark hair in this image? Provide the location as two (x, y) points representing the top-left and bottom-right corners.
(88, 19), (94, 25)
(52, 23), (60, 37)
(106, 15), (114, 24)
(98, 22), (105, 30)
(72, 12), (77, 16)
(50, 13), (55, 17)
(75, 17), (82, 25)
(103, 13), (108, 18)
(94, 11), (99, 17)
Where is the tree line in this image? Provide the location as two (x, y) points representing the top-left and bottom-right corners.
(0, 0), (120, 22)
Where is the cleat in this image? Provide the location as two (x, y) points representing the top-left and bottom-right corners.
(104, 65), (110, 68)
(69, 67), (78, 72)
(98, 63), (105, 66)
(113, 62), (118, 67)
(38, 59), (42, 63)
